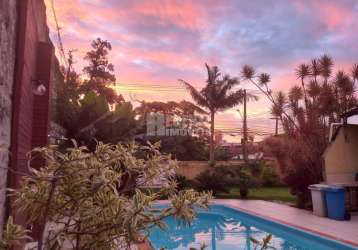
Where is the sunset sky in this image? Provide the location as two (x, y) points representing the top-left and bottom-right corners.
(45, 0), (358, 141)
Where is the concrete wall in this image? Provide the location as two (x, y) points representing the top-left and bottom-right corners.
(324, 125), (358, 183)
(0, 0), (17, 230)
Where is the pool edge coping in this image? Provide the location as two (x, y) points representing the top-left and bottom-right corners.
(156, 200), (358, 248)
(211, 200), (358, 248)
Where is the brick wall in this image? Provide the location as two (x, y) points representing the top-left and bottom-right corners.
(8, 0), (56, 228)
(0, 0), (17, 230)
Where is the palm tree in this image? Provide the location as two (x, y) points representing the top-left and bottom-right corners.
(333, 71), (355, 113)
(270, 91), (286, 119)
(319, 54), (333, 84)
(307, 80), (320, 104)
(288, 85), (303, 117)
(180, 64), (248, 164)
(310, 59), (321, 82)
(352, 64), (358, 84)
(296, 64), (310, 108)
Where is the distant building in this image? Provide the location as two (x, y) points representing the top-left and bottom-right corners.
(219, 141), (263, 160)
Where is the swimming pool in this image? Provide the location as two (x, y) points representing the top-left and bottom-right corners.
(149, 205), (357, 250)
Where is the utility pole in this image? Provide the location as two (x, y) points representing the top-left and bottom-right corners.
(243, 89), (248, 163)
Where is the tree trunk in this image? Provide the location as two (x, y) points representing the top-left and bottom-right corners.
(209, 111), (215, 166)
(301, 78), (309, 109)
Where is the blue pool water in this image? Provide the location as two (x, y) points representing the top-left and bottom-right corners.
(149, 205), (357, 250)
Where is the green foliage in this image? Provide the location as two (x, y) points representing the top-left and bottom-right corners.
(78, 91), (110, 128)
(214, 147), (231, 161)
(136, 100), (210, 161)
(55, 39), (131, 147)
(173, 174), (195, 190)
(8, 141), (211, 250)
(81, 38), (120, 104)
(181, 64), (251, 164)
(193, 165), (252, 197)
(261, 166), (281, 187)
(0, 217), (31, 250)
(217, 187), (295, 203)
(248, 160), (264, 177)
(264, 136), (321, 208)
(193, 169), (233, 195)
(152, 136), (209, 161)
(237, 168), (251, 198)
(95, 102), (138, 144)
(247, 55), (358, 208)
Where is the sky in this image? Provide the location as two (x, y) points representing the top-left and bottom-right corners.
(45, 0), (358, 142)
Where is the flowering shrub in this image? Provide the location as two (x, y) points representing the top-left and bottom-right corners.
(4, 141), (211, 250)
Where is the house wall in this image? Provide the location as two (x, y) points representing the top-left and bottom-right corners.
(8, 0), (56, 230)
(324, 125), (358, 183)
(0, 0), (17, 230)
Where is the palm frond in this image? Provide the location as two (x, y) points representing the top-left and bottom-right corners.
(307, 80), (320, 99)
(179, 79), (209, 108)
(271, 91), (287, 117)
(205, 63), (220, 85)
(319, 54), (333, 78)
(217, 75), (240, 98)
(179, 100), (209, 115)
(215, 89), (245, 111)
(351, 64), (358, 81)
(296, 64), (311, 80)
(310, 59), (321, 77)
(258, 73), (271, 86)
(334, 70), (354, 95)
(288, 85), (303, 102)
(242, 65), (255, 80)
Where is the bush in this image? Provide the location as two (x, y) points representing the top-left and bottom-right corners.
(193, 169), (233, 195)
(5, 141), (211, 249)
(264, 136), (322, 208)
(261, 166), (281, 187)
(248, 160), (264, 177)
(238, 168), (251, 198)
(214, 147), (231, 161)
(193, 165), (253, 198)
(173, 174), (195, 190)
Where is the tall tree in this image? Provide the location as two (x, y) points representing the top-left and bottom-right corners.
(55, 50), (81, 138)
(246, 55), (358, 207)
(82, 38), (122, 103)
(55, 40), (131, 148)
(180, 64), (250, 165)
(296, 64), (310, 108)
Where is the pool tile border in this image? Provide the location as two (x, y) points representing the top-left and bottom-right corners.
(213, 200), (358, 248)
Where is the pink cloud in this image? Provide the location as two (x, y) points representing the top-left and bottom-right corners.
(45, 0), (358, 141)
(126, 1), (205, 30)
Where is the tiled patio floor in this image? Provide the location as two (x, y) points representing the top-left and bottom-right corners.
(213, 199), (358, 247)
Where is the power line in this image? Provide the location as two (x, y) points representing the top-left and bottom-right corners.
(50, 0), (68, 68)
(113, 82), (266, 94)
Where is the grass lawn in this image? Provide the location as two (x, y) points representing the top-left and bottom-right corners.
(216, 187), (296, 203)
